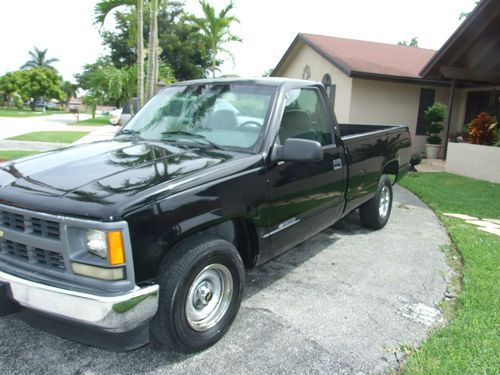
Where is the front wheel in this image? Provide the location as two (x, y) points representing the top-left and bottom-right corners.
(150, 235), (245, 353)
(359, 175), (393, 229)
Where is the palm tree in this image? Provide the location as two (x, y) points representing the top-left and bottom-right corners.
(62, 81), (78, 107)
(189, 1), (242, 78)
(21, 47), (59, 70)
(136, 0), (145, 107)
(145, 0), (158, 100)
(94, 0), (145, 107)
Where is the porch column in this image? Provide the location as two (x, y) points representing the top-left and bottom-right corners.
(443, 80), (456, 160)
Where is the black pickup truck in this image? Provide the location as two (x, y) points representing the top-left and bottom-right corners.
(0, 78), (410, 352)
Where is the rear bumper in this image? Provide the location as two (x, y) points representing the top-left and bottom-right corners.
(0, 270), (159, 333)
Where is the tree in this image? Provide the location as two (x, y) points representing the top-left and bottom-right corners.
(0, 71), (27, 107)
(75, 58), (137, 108)
(136, 0), (145, 107)
(146, 0), (158, 100)
(102, 2), (211, 80)
(62, 81), (78, 107)
(189, 0), (242, 78)
(21, 47), (59, 70)
(20, 68), (64, 109)
(94, 0), (145, 106)
(262, 68), (274, 77)
(460, 1), (480, 20)
(398, 37), (419, 47)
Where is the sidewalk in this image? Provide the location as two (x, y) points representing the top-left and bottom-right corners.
(0, 140), (67, 151)
(416, 158), (445, 172)
(72, 125), (119, 145)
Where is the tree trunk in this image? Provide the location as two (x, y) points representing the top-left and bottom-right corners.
(211, 43), (217, 78)
(137, 0), (144, 108)
(146, 0), (158, 100)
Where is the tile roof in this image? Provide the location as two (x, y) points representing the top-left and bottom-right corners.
(290, 33), (438, 79)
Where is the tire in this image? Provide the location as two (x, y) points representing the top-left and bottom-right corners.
(359, 175), (393, 229)
(150, 235), (245, 353)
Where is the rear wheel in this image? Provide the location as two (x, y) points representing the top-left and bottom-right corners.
(150, 235), (245, 353)
(359, 175), (393, 229)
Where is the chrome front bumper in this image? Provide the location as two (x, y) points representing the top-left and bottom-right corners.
(0, 270), (159, 333)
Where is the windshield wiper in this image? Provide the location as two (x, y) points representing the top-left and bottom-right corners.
(116, 129), (143, 140)
(161, 131), (223, 150)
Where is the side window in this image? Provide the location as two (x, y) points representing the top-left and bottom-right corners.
(279, 88), (333, 146)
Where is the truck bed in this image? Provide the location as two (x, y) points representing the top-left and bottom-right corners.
(337, 123), (411, 216)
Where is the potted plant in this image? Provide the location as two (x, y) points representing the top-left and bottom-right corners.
(424, 102), (447, 159)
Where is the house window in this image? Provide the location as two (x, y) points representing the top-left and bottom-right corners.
(465, 91), (494, 123)
(416, 88), (436, 135)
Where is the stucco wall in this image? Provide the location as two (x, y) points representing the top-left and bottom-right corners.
(446, 142), (500, 183)
(274, 43), (353, 123)
(349, 79), (450, 153)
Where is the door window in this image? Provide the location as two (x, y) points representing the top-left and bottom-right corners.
(279, 88), (333, 146)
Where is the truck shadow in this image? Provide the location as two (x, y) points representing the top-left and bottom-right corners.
(0, 210), (372, 374)
(244, 209), (370, 300)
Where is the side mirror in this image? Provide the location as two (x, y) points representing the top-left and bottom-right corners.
(273, 138), (323, 163)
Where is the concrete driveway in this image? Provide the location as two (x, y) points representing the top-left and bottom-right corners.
(0, 186), (452, 375)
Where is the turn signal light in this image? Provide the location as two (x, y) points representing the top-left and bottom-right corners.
(107, 231), (125, 265)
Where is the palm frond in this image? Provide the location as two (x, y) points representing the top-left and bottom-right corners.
(94, 0), (134, 26)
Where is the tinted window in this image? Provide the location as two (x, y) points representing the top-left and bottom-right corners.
(279, 88), (333, 146)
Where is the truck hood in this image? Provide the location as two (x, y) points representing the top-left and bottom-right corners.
(0, 139), (250, 220)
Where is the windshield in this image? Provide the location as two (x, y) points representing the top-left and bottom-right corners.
(117, 83), (276, 151)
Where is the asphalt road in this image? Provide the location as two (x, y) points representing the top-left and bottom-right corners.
(0, 185), (452, 375)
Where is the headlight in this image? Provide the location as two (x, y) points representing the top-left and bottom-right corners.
(85, 229), (108, 258)
(85, 229), (126, 265)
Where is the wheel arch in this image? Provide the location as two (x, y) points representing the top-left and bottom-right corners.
(382, 159), (399, 182)
(163, 217), (259, 270)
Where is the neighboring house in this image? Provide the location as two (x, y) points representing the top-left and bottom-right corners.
(272, 0), (499, 157)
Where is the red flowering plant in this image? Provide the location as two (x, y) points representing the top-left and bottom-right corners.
(467, 112), (498, 145)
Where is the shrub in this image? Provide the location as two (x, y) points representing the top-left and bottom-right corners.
(467, 112), (498, 145)
(424, 103), (447, 145)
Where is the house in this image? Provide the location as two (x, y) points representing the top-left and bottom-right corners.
(271, 0), (500, 157)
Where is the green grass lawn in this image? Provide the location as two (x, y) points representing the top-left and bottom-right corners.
(0, 107), (63, 117)
(399, 173), (499, 374)
(70, 115), (110, 126)
(0, 150), (41, 161)
(7, 131), (88, 143)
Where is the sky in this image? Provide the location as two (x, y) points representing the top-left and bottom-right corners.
(0, 0), (478, 82)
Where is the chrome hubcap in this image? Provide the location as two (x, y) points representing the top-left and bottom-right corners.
(379, 186), (391, 218)
(185, 264), (233, 332)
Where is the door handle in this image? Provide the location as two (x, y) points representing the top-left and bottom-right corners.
(333, 158), (342, 170)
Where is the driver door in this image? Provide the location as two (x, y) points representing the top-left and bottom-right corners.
(265, 86), (347, 259)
